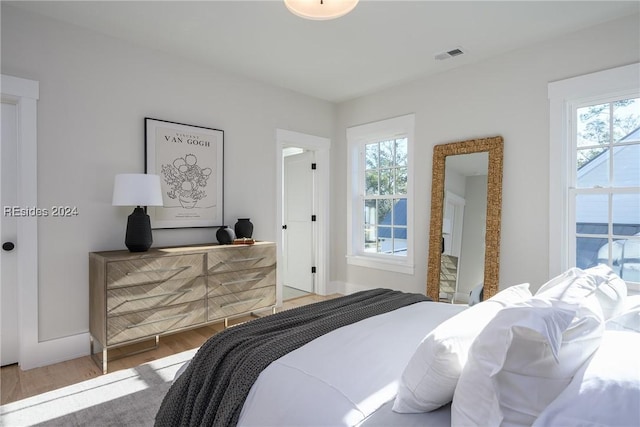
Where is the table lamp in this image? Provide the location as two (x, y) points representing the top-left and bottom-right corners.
(112, 174), (163, 252)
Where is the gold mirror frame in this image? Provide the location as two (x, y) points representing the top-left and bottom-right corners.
(426, 136), (504, 302)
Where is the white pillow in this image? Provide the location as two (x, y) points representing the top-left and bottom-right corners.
(584, 264), (627, 318)
(536, 265), (626, 320)
(606, 295), (640, 332)
(533, 330), (640, 427)
(452, 270), (605, 427)
(392, 283), (532, 413)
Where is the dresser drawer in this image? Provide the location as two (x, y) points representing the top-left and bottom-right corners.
(207, 266), (275, 297)
(207, 245), (275, 273)
(207, 286), (276, 321)
(107, 276), (206, 316)
(106, 254), (204, 289)
(107, 300), (205, 345)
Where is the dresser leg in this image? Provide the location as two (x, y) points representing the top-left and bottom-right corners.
(90, 335), (108, 374)
(102, 348), (108, 375)
(90, 335), (161, 375)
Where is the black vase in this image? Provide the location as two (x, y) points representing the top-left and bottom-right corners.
(234, 218), (253, 238)
(216, 225), (235, 245)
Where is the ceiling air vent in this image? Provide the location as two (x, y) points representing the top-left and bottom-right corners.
(435, 47), (465, 61)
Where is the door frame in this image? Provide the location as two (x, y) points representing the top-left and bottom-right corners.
(2, 74), (39, 369)
(276, 129), (330, 305)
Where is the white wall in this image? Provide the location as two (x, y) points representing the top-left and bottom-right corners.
(333, 13), (640, 295)
(1, 5), (334, 342)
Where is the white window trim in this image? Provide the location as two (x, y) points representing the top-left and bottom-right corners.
(346, 114), (415, 274)
(548, 63), (640, 279)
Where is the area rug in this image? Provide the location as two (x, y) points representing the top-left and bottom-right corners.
(0, 348), (197, 427)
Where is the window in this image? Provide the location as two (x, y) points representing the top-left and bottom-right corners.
(347, 114), (415, 274)
(573, 97), (640, 282)
(549, 64), (640, 292)
(364, 137), (408, 255)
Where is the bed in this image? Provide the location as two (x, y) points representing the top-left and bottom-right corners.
(156, 265), (640, 427)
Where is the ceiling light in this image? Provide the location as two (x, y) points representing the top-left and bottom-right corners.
(284, 0), (359, 21)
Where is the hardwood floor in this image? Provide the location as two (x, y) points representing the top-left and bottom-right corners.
(0, 293), (340, 405)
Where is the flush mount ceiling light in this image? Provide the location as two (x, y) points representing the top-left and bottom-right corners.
(284, 0), (359, 20)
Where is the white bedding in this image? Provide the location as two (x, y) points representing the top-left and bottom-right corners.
(236, 301), (466, 427)
(171, 271), (639, 427)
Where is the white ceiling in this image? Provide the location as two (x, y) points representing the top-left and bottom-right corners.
(8, 1), (639, 103)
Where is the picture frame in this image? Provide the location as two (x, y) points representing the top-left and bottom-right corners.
(145, 117), (224, 229)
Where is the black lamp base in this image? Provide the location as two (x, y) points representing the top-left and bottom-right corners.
(125, 207), (153, 252)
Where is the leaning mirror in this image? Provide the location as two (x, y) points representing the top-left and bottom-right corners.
(426, 136), (503, 303)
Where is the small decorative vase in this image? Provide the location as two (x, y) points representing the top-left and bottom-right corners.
(216, 225), (235, 245)
(234, 218), (254, 238)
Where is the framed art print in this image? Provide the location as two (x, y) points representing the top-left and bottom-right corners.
(145, 118), (224, 228)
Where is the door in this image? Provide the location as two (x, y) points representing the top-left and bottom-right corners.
(1, 101), (19, 366)
(283, 150), (314, 293)
(443, 191), (465, 257)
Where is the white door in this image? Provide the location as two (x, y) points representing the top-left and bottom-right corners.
(283, 150), (314, 293)
(1, 101), (19, 366)
(443, 191), (465, 257)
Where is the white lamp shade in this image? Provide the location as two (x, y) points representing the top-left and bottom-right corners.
(284, 0), (359, 20)
(112, 174), (164, 207)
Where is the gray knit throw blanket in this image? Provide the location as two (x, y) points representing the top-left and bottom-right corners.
(155, 288), (430, 427)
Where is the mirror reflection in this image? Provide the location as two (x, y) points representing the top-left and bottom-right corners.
(439, 153), (488, 303)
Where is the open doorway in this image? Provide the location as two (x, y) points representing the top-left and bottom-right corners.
(276, 130), (330, 305)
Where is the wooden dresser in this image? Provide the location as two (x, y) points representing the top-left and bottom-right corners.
(89, 242), (276, 373)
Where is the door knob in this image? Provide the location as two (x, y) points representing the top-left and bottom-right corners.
(282, 225), (288, 230)
(2, 242), (15, 251)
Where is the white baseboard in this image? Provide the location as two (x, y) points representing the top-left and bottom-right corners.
(20, 332), (89, 371)
(327, 280), (375, 296)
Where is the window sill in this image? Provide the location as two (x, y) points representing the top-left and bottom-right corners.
(346, 254), (414, 275)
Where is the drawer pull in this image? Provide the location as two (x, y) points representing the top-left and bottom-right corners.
(220, 297), (264, 309)
(126, 288), (193, 303)
(221, 277), (265, 286)
(126, 313), (189, 329)
(125, 266), (192, 276)
(223, 257), (264, 264)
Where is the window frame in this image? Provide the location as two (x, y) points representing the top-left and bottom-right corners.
(346, 114), (415, 274)
(549, 63), (639, 289)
